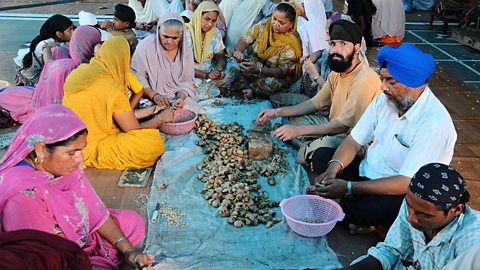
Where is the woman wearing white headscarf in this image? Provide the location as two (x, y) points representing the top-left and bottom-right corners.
(294, 0), (328, 57)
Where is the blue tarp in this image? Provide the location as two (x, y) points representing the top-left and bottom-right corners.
(146, 98), (342, 270)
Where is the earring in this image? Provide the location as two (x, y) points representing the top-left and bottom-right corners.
(34, 157), (44, 165)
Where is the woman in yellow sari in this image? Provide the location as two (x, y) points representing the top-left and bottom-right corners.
(231, 2), (302, 99)
(63, 37), (173, 170)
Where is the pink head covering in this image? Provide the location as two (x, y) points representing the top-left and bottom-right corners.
(32, 25), (101, 109)
(131, 12), (196, 100)
(0, 86), (34, 123)
(0, 104), (108, 246)
(0, 104), (86, 171)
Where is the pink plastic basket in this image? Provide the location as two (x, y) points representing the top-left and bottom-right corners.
(159, 109), (197, 135)
(280, 195), (345, 237)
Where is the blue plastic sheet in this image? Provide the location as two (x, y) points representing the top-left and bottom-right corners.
(146, 98), (342, 270)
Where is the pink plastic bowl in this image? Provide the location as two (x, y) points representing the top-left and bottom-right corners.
(159, 109), (197, 135)
(280, 195), (345, 237)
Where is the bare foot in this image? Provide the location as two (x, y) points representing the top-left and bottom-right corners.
(242, 89), (254, 99)
(348, 224), (376, 235)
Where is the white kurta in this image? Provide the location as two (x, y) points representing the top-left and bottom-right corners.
(351, 87), (457, 179)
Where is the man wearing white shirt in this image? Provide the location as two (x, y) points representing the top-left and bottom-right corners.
(307, 43), (457, 232)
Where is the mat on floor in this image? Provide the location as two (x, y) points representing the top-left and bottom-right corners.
(145, 98), (342, 270)
(0, 132), (15, 149)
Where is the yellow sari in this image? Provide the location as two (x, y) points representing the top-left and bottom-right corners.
(255, 2), (302, 78)
(63, 37), (164, 170)
(185, 1), (220, 63)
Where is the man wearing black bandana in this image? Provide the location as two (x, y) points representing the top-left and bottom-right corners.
(257, 19), (381, 166)
(348, 163), (480, 269)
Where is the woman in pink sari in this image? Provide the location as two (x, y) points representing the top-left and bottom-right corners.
(32, 25), (101, 109)
(132, 12), (202, 113)
(0, 104), (153, 270)
(0, 25), (101, 123)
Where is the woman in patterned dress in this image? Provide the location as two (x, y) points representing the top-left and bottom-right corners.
(231, 2), (302, 99)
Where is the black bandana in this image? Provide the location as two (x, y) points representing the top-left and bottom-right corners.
(410, 163), (466, 208)
(328, 19), (362, 45)
(114, 4), (136, 29)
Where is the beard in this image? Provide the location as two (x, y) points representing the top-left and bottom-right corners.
(384, 91), (416, 114)
(328, 50), (355, 73)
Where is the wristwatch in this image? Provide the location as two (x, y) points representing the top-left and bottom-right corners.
(345, 181), (353, 197)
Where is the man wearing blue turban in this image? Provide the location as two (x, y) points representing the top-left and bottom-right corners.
(307, 44), (457, 234)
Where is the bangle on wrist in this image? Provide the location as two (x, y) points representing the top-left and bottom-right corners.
(312, 73), (319, 81)
(152, 93), (159, 101)
(113, 236), (127, 247)
(327, 159), (344, 171)
(345, 181), (353, 197)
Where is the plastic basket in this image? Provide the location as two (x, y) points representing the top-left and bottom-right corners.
(280, 195), (345, 237)
(270, 93), (309, 108)
(159, 109), (197, 135)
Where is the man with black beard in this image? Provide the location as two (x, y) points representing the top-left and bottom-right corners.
(257, 19), (381, 166)
(306, 44), (457, 234)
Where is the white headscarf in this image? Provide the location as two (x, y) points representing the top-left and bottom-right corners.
(220, 0), (266, 54)
(296, 0), (328, 56)
(128, 0), (170, 23)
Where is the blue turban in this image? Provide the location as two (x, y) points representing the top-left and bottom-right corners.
(377, 44), (435, 88)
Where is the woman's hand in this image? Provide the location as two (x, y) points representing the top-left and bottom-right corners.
(173, 97), (185, 110)
(239, 62), (258, 75)
(233, 51), (244, 62)
(125, 249), (155, 270)
(208, 70), (222, 81)
(156, 108), (175, 124)
(153, 94), (172, 107)
(303, 58), (319, 79)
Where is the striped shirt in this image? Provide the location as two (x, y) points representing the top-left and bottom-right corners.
(354, 200), (480, 269)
